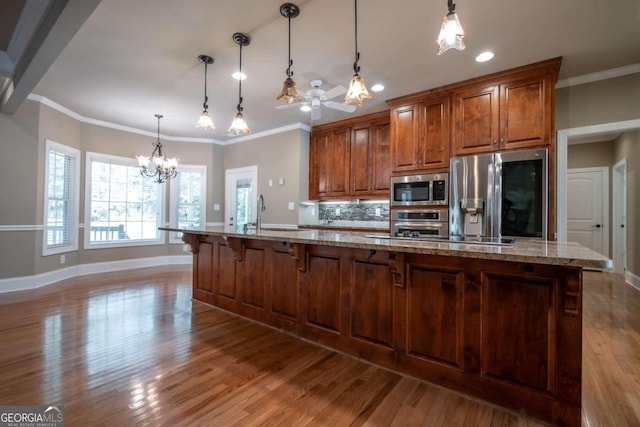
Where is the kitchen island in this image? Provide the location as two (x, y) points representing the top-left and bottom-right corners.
(165, 226), (611, 427)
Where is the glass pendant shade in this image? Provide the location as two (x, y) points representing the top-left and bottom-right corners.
(344, 73), (371, 106)
(437, 12), (466, 55)
(277, 77), (300, 105)
(195, 110), (215, 130)
(228, 112), (250, 135)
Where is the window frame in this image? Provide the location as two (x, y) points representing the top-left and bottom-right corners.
(43, 139), (81, 256)
(84, 151), (164, 249)
(169, 164), (207, 244)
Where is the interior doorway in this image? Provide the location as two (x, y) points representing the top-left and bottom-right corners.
(613, 159), (628, 274)
(567, 167), (609, 258)
(225, 166), (257, 231)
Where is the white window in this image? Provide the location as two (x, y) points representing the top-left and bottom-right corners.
(169, 165), (206, 243)
(43, 140), (80, 255)
(85, 152), (163, 249)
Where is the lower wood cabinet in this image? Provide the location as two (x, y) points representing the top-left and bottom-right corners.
(185, 234), (582, 427)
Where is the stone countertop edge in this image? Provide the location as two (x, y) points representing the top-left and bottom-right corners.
(163, 226), (612, 270)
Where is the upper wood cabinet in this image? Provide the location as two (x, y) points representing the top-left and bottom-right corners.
(309, 111), (390, 200)
(452, 70), (556, 156)
(309, 125), (351, 199)
(387, 57), (561, 166)
(390, 95), (451, 173)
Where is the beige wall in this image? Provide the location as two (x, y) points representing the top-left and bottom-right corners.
(0, 101), (40, 277)
(613, 131), (640, 275)
(0, 100), (224, 280)
(556, 73), (640, 130)
(223, 129), (310, 225)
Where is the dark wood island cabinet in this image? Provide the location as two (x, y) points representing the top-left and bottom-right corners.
(166, 226), (610, 427)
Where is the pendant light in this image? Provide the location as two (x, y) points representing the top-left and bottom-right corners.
(276, 3), (301, 105)
(229, 32), (251, 135)
(137, 114), (178, 184)
(437, 0), (466, 55)
(343, 0), (371, 106)
(195, 54), (215, 130)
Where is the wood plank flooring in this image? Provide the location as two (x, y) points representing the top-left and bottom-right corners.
(0, 267), (638, 426)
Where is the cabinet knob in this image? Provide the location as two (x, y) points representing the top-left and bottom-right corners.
(500, 137), (505, 144)
(493, 139), (498, 145)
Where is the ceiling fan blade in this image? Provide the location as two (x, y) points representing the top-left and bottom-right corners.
(311, 107), (321, 121)
(322, 85), (347, 100)
(323, 100), (357, 113)
(276, 103), (300, 110)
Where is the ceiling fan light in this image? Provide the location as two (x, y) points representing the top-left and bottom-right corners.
(344, 74), (371, 106)
(195, 110), (215, 130)
(277, 77), (300, 104)
(228, 112), (251, 135)
(437, 12), (466, 55)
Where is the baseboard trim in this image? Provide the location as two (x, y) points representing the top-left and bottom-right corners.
(625, 270), (640, 292)
(0, 255), (192, 294)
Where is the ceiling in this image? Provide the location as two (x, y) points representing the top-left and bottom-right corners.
(2, 0), (640, 143)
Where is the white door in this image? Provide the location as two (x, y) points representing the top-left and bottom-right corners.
(567, 167), (609, 257)
(612, 159), (627, 274)
(225, 166), (257, 231)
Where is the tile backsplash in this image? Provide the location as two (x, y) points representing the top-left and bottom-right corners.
(298, 200), (389, 229)
(318, 201), (389, 223)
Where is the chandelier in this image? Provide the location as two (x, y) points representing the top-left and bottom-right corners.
(136, 114), (178, 183)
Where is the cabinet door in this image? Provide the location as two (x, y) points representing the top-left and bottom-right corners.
(420, 95), (450, 169)
(327, 127), (350, 197)
(453, 85), (499, 156)
(308, 133), (321, 200)
(500, 74), (551, 150)
(391, 104), (420, 172)
(350, 124), (372, 195)
(371, 120), (390, 194)
(311, 131), (332, 197)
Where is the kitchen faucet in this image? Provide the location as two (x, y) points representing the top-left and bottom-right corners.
(256, 194), (266, 233)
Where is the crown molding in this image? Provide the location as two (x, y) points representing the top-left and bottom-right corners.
(556, 63), (640, 89)
(222, 122), (311, 145)
(27, 93), (310, 145)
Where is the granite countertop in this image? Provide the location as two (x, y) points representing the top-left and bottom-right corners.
(163, 226), (612, 269)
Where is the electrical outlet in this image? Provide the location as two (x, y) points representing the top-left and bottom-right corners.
(288, 202), (294, 210)
(311, 208), (315, 216)
(183, 244), (190, 252)
(60, 254), (65, 264)
(375, 208), (381, 216)
(269, 179), (273, 187)
(213, 203), (220, 211)
(335, 208), (341, 216)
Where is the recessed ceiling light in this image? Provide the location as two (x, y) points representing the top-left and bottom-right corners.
(371, 83), (385, 92)
(475, 51), (495, 63)
(231, 71), (247, 80)
(300, 105), (311, 112)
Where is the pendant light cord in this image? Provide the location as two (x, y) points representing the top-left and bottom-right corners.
(237, 43), (243, 113)
(286, 14), (293, 78)
(353, 0), (360, 74)
(203, 61), (209, 111)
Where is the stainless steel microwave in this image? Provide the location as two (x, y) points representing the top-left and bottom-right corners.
(390, 173), (448, 207)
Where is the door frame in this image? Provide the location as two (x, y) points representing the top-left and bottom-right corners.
(225, 165), (258, 228)
(557, 118), (640, 242)
(566, 166), (609, 260)
(612, 159), (627, 274)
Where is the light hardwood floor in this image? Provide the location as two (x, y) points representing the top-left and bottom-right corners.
(0, 267), (638, 426)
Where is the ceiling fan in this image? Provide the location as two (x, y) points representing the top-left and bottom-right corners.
(277, 79), (357, 120)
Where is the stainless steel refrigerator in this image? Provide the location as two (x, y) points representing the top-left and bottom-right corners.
(449, 148), (548, 240)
